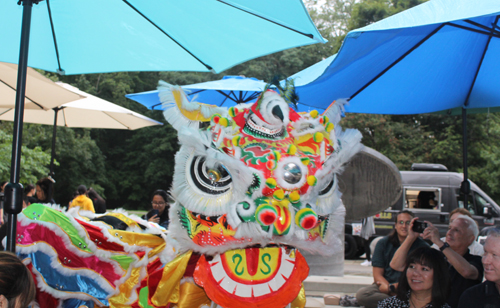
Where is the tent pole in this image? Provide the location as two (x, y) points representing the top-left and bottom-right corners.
(49, 108), (61, 177)
(5, 0), (38, 253)
(460, 108), (470, 207)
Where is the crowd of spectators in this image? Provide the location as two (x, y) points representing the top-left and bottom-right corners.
(345, 208), (499, 308)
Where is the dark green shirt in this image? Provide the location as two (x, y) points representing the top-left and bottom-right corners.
(371, 236), (429, 283)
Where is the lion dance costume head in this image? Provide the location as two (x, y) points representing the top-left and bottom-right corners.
(14, 80), (363, 308)
(162, 80), (362, 308)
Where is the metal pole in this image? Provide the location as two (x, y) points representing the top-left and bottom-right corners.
(5, 0), (37, 252)
(460, 108), (470, 208)
(49, 108), (60, 177)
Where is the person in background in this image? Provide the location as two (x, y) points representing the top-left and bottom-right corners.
(143, 189), (170, 229)
(356, 210), (429, 308)
(24, 184), (35, 198)
(378, 246), (450, 308)
(0, 181), (7, 225)
(390, 215), (483, 308)
(35, 177), (56, 204)
(0, 251), (36, 308)
(458, 229), (500, 307)
(87, 187), (106, 214)
(416, 191), (436, 209)
(361, 215), (376, 267)
(430, 208), (484, 256)
(68, 191), (78, 209)
(69, 185), (95, 213)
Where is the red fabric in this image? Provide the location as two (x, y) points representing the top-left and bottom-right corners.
(78, 219), (127, 252)
(184, 253), (201, 278)
(18, 222), (122, 284)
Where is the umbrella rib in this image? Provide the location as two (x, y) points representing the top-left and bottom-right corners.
(247, 92), (260, 101)
(216, 0), (314, 39)
(45, 0), (64, 74)
(61, 107), (68, 127)
(0, 79), (44, 110)
(464, 19), (500, 36)
(216, 90), (238, 103)
(121, 0), (213, 71)
(151, 102), (162, 110)
(219, 96), (230, 107)
(350, 24), (446, 100)
(463, 15), (500, 107)
(103, 112), (131, 130)
(0, 109), (12, 117)
(242, 93), (259, 103)
(230, 90), (240, 101)
(447, 22), (500, 39)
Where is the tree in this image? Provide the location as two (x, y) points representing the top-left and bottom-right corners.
(0, 124), (51, 185)
(17, 122), (107, 206)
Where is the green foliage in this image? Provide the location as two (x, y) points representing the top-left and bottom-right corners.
(0, 125), (51, 184)
(17, 122), (107, 205)
(348, 0), (426, 30)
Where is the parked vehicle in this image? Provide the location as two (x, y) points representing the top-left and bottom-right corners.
(345, 163), (500, 259)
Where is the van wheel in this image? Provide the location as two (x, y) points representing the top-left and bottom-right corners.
(345, 234), (357, 259)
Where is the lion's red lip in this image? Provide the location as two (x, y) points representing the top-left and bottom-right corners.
(194, 246), (309, 308)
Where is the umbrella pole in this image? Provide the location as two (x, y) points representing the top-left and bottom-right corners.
(460, 108), (470, 208)
(5, 0), (38, 253)
(49, 108), (61, 177)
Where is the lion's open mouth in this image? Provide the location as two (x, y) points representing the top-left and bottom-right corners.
(194, 245), (309, 308)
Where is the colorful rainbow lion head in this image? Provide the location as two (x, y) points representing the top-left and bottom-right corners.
(161, 81), (363, 308)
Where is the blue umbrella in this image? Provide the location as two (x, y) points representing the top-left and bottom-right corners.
(126, 76), (268, 109)
(1, 0), (325, 252)
(295, 0), (500, 114)
(293, 0), (500, 208)
(285, 53), (336, 112)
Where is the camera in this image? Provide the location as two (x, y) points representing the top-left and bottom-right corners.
(412, 220), (428, 233)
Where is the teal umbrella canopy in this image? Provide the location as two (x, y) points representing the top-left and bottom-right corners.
(1, 0), (325, 252)
(0, 0), (326, 75)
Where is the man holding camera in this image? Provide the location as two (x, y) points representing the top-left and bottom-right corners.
(390, 215), (483, 308)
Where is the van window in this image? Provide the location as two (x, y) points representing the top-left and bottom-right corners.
(456, 190), (475, 214)
(474, 193), (499, 217)
(404, 187), (441, 211)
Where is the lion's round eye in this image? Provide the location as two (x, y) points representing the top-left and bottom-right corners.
(190, 156), (232, 195)
(283, 163), (302, 184)
(318, 177), (335, 196)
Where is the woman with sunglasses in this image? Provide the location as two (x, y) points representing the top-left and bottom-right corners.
(144, 189), (170, 229)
